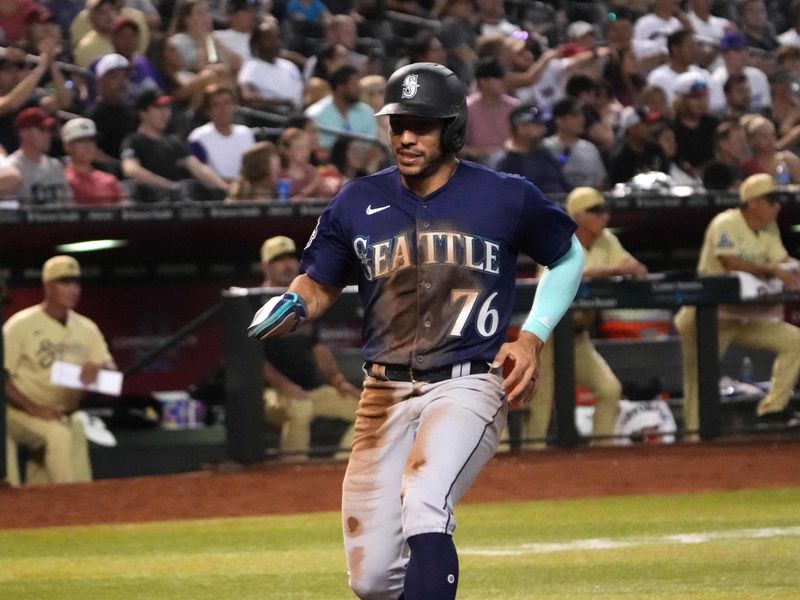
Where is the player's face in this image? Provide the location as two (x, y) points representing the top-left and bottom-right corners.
(576, 205), (610, 235)
(265, 255), (300, 287)
(754, 195), (781, 223)
(389, 115), (446, 179)
(47, 279), (81, 311)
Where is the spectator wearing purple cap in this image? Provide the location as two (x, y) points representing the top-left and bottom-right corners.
(8, 106), (72, 205)
(708, 30), (771, 114)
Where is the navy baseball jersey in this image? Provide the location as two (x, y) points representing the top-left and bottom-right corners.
(301, 160), (576, 370)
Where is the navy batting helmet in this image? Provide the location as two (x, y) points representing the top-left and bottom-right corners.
(375, 62), (467, 154)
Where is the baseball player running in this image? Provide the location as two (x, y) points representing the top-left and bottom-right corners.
(248, 63), (584, 600)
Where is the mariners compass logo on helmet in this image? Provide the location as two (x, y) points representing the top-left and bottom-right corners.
(401, 74), (420, 99)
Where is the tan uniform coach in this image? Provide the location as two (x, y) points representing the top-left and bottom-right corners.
(4, 256), (116, 485)
(526, 188), (649, 446)
(675, 174), (800, 435)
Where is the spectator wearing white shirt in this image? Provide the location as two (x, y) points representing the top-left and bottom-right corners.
(188, 85), (255, 181)
(633, 0), (684, 53)
(238, 17), (304, 112)
(476, 0), (520, 37)
(686, 0), (730, 44)
(646, 29), (710, 103)
(214, 0), (260, 63)
(709, 31), (771, 113)
(778, 0), (800, 49)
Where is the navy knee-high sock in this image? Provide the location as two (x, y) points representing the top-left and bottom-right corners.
(403, 533), (459, 600)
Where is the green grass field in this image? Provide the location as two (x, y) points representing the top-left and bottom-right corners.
(2, 488), (799, 599)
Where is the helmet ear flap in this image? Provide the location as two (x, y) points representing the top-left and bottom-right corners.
(441, 109), (466, 154)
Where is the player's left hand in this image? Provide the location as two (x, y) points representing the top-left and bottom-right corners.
(491, 331), (544, 407)
(248, 292), (307, 340)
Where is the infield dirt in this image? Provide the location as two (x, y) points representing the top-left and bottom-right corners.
(1, 439), (798, 529)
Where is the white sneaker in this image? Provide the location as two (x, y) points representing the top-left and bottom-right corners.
(73, 410), (118, 447)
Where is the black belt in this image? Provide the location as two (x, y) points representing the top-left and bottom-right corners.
(364, 360), (493, 383)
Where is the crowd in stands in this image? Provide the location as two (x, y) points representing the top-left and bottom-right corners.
(3, 0), (800, 205)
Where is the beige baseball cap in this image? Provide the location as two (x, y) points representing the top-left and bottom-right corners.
(42, 255), (81, 283)
(566, 187), (605, 217)
(260, 236), (297, 263)
(740, 173), (778, 203)
(61, 117), (97, 143)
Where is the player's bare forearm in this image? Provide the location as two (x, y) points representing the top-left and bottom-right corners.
(287, 274), (342, 320)
(719, 255), (782, 280)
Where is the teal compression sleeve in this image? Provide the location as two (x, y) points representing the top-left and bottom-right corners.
(521, 234), (585, 342)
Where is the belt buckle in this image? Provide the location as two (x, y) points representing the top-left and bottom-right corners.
(408, 366), (417, 383)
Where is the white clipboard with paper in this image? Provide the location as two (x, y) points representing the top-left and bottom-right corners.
(50, 361), (124, 396)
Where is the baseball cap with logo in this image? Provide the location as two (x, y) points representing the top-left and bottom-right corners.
(61, 117), (97, 143)
(95, 53), (130, 79)
(261, 236), (297, 263)
(136, 89), (171, 112)
(42, 255), (81, 283)
(566, 187), (605, 217)
(740, 173), (780, 202)
(674, 72), (708, 97)
(13, 107), (56, 131)
(510, 103), (549, 127)
(619, 105), (662, 133)
(719, 31), (748, 53)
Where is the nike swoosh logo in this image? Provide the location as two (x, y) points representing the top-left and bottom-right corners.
(366, 204), (390, 215)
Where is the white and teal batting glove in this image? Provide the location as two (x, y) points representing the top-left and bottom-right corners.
(247, 292), (307, 340)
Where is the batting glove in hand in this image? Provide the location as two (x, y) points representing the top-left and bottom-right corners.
(247, 292), (307, 340)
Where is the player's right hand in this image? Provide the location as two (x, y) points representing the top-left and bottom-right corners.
(492, 331), (543, 406)
(247, 292), (307, 340)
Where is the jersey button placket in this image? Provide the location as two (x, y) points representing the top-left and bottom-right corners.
(413, 201), (431, 369)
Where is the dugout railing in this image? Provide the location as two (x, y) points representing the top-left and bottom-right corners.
(220, 277), (800, 462)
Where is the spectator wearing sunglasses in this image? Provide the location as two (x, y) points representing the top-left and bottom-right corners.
(525, 187), (648, 448)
